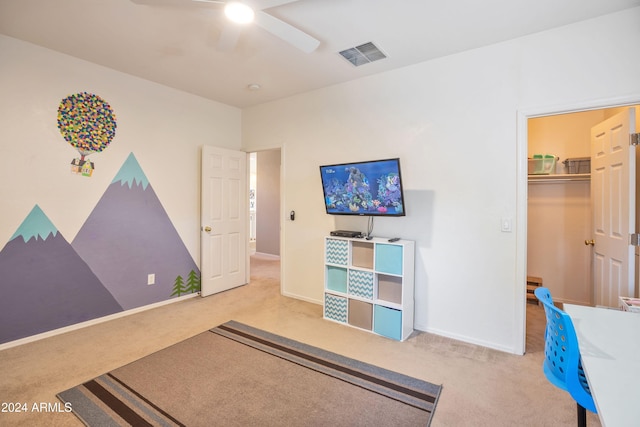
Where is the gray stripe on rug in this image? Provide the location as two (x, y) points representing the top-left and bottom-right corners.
(58, 386), (121, 427)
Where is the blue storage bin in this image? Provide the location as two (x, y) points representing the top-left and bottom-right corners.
(326, 266), (348, 293)
(373, 305), (402, 340)
(375, 243), (403, 275)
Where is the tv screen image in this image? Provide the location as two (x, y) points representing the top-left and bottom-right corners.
(319, 158), (406, 216)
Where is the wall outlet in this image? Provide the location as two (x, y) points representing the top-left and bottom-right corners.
(147, 273), (155, 285)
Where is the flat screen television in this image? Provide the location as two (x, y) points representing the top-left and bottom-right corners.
(319, 158), (406, 216)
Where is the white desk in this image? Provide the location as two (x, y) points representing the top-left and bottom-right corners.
(564, 304), (640, 427)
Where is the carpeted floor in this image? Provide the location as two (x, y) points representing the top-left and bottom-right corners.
(0, 254), (601, 426)
(58, 321), (441, 426)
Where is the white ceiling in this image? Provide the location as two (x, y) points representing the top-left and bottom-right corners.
(1, 0), (639, 108)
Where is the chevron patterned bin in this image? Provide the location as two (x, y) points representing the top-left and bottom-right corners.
(325, 238), (348, 265)
(348, 270), (374, 300)
(324, 293), (348, 323)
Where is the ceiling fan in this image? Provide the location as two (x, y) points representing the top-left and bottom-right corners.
(131, 0), (320, 53)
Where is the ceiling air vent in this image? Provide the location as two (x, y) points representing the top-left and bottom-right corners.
(339, 42), (386, 67)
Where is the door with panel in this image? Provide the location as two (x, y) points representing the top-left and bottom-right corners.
(590, 108), (636, 307)
(201, 145), (248, 297)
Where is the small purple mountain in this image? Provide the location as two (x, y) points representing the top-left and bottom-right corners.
(72, 153), (199, 310)
(0, 207), (123, 344)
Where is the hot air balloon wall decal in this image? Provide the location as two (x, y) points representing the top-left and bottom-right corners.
(57, 92), (117, 177)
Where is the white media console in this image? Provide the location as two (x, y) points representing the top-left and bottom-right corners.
(323, 236), (415, 341)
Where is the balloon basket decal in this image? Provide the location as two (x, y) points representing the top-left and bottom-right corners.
(57, 92), (117, 177)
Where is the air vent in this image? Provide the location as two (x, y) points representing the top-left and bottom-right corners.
(339, 42), (387, 67)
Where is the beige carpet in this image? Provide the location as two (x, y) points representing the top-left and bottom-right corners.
(58, 321), (440, 426)
(0, 254), (600, 426)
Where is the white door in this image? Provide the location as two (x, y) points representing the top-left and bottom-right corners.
(590, 108), (636, 307)
(201, 146), (248, 296)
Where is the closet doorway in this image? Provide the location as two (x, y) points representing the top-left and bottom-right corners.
(526, 106), (640, 306)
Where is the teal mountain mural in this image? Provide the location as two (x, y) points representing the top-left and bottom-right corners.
(113, 152), (150, 189)
(0, 153), (200, 345)
(10, 204), (58, 242)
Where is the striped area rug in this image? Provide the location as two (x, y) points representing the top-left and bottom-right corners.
(58, 321), (442, 426)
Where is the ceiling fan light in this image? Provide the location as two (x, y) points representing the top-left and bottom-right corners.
(225, 2), (255, 24)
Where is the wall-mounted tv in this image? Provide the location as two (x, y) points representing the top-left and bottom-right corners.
(319, 158), (406, 216)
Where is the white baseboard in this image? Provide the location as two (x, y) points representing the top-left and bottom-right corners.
(0, 293), (200, 351)
(281, 290), (322, 305)
(413, 323), (521, 355)
(252, 252), (280, 260)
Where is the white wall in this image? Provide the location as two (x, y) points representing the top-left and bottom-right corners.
(242, 8), (640, 353)
(255, 149), (281, 256)
(528, 182), (592, 304)
(0, 34), (241, 276)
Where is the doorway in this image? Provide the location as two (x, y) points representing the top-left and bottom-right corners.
(518, 98), (640, 354)
(527, 106), (639, 305)
(249, 148), (281, 259)
(527, 110), (603, 306)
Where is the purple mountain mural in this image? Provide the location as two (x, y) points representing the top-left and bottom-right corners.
(72, 153), (199, 310)
(0, 205), (123, 344)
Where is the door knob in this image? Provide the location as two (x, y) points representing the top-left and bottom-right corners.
(203, 226), (212, 232)
(585, 239), (595, 246)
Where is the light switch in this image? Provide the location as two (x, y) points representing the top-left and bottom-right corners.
(501, 217), (512, 232)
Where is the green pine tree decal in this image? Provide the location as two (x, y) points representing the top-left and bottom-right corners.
(171, 274), (186, 297)
(186, 270), (201, 294)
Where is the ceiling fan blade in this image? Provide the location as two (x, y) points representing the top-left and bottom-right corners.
(130, 0), (186, 5)
(192, 0), (224, 4)
(254, 10), (319, 53)
(217, 24), (243, 51)
(248, 0), (299, 11)
(130, 0), (222, 7)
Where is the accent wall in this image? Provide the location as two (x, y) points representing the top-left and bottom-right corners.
(0, 35), (241, 346)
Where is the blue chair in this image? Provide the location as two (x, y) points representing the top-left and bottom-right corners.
(534, 287), (597, 427)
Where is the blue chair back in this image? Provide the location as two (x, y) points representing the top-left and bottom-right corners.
(534, 287), (597, 414)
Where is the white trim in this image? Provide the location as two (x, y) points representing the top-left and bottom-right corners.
(279, 144), (286, 296)
(516, 93), (640, 355)
(417, 324), (517, 354)
(281, 290), (322, 305)
(0, 293), (199, 351)
(253, 251), (280, 260)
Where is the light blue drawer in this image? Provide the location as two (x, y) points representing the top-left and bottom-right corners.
(375, 244), (403, 275)
(373, 305), (402, 340)
(326, 266), (348, 293)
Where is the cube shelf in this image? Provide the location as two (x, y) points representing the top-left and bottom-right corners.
(323, 236), (415, 341)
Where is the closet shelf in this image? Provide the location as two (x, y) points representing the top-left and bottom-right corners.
(528, 173), (590, 183)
